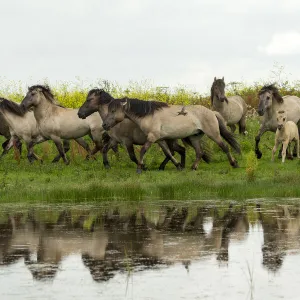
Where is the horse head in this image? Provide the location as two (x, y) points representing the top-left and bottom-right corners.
(78, 89), (114, 119)
(257, 84), (283, 116)
(102, 99), (127, 130)
(276, 110), (287, 130)
(211, 77), (228, 104)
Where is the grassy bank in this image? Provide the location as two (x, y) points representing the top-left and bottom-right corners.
(0, 118), (300, 203)
(1, 80), (300, 203)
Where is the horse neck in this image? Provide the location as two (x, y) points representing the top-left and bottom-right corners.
(212, 95), (225, 111)
(266, 100), (281, 120)
(33, 98), (53, 122)
(98, 105), (108, 120)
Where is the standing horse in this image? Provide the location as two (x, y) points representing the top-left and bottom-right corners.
(255, 84), (300, 159)
(21, 85), (105, 165)
(102, 98), (241, 173)
(211, 77), (247, 134)
(0, 97), (69, 162)
(78, 89), (190, 170)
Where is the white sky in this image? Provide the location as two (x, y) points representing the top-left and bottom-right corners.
(1, 0), (300, 92)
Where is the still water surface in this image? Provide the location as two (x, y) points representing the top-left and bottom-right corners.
(0, 201), (300, 299)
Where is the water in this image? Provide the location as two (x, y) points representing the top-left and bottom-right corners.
(0, 201), (300, 299)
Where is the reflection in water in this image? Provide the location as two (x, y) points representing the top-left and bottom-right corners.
(1, 202), (300, 298)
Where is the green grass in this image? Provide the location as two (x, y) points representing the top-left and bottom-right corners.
(1, 79), (300, 203)
(0, 118), (300, 203)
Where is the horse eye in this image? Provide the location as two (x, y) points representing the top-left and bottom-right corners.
(283, 118), (286, 121)
(266, 96), (270, 100)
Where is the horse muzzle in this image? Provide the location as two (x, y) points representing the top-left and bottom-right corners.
(277, 125), (283, 130)
(77, 112), (86, 119)
(257, 109), (264, 116)
(102, 123), (111, 131)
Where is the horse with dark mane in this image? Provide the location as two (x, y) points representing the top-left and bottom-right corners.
(21, 85), (105, 164)
(102, 96), (241, 173)
(255, 84), (300, 159)
(78, 89), (213, 170)
(211, 77), (247, 134)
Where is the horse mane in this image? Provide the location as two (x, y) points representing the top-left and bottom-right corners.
(210, 79), (228, 105)
(28, 85), (64, 107)
(110, 98), (169, 118)
(259, 84), (284, 104)
(0, 97), (25, 116)
(87, 88), (114, 104)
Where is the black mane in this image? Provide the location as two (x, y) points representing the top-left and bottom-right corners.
(258, 84), (283, 103)
(0, 98), (25, 116)
(28, 85), (64, 107)
(88, 89), (115, 105)
(110, 98), (169, 118)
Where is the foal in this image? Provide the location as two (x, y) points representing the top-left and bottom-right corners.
(272, 111), (300, 163)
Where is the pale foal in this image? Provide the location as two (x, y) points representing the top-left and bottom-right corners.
(272, 110), (300, 163)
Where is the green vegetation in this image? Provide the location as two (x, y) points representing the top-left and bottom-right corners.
(0, 79), (300, 203)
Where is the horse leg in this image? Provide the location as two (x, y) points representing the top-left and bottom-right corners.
(52, 136), (69, 165)
(188, 137), (204, 170)
(210, 134), (238, 168)
(90, 129), (104, 157)
(102, 138), (117, 169)
(168, 140), (186, 169)
(74, 137), (92, 160)
(157, 140), (182, 170)
(272, 140), (280, 162)
(137, 141), (153, 174)
(281, 141), (289, 163)
(52, 139), (70, 163)
(229, 124), (236, 133)
(0, 137), (16, 158)
(239, 115), (247, 134)
(255, 126), (268, 159)
(124, 142), (148, 170)
(297, 138), (300, 159)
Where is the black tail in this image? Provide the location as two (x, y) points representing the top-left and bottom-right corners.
(181, 138), (212, 163)
(215, 115), (241, 154)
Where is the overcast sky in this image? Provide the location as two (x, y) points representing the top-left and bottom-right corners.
(1, 0), (300, 92)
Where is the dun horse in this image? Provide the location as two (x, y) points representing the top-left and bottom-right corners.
(211, 77), (247, 134)
(272, 111), (300, 163)
(102, 97), (241, 173)
(255, 84), (300, 158)
(0, 98), (49, 162)
(21, 85), (105, 165)
(78, 89), (191, 170)
(0, 111), (22, 155)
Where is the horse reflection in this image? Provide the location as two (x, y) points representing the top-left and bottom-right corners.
(258, 204), (300, 272)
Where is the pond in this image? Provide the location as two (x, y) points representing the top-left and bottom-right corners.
(0, 200), (299, 299)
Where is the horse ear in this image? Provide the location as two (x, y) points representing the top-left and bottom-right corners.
(214, 77), (216, 82)
(222, 77), (224, 81)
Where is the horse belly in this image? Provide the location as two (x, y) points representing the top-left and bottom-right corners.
(160, 122), (198, 139)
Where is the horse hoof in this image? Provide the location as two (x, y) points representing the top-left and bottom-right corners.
(232, 163), (239, 168)
(255, 150), (262, 159)
(65, 160), (70, 165)
(136, 169), (142, 174)
(176, 164), (183, 171)
(104, 164), (111, 170)
(191, 166), (198, 171)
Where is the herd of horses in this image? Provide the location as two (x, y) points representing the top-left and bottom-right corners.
(1, 77), (300, 172)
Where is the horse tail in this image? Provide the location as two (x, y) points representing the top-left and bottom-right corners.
(181, 138), (212, 163)
(215, 114), (241, 154)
